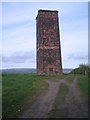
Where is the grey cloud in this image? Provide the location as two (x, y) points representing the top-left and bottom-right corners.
(2, 51), (36, 63)
(68, 53), (88, 60)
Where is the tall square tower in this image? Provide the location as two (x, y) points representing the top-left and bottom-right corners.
(36, 10), (62, 74)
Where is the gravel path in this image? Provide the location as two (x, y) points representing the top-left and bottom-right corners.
(18, 77), (88, 118)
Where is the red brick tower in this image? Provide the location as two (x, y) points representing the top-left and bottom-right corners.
(36, 10), (62, 75)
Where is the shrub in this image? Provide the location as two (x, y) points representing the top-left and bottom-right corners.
(70, 64), (90, 75)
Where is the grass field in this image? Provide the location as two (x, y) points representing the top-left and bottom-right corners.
(2, 73), (88, 118)
(77, 74), (88, 100)
(2, 73), (66, 118)
(2, 73), (49, 118)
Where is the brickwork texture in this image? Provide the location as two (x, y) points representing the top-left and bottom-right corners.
(36, 10), (62, 75)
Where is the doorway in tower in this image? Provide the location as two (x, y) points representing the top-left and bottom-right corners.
(49, 68), (53, 74)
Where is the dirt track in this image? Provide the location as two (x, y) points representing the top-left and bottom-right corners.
(18, 77), (88, 118)
(58, 77), (88, 118)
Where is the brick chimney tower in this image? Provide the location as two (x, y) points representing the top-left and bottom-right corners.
(36, 10), (62, 75)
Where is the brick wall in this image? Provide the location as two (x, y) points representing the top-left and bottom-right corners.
(36, 10), (62, 75)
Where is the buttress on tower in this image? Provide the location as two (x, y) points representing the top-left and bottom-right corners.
(36, 10), (62, 75)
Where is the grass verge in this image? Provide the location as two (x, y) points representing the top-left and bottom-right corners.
(66, 74), (75, 83)
(49, 83), (69, 118)
(77, 74), (88, 101)
(38, 74), (67, 81)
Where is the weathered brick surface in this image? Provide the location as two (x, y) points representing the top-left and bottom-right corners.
(36, 10), (62, 75)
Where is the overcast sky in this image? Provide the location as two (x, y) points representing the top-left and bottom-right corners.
(1, 2), (88, 69)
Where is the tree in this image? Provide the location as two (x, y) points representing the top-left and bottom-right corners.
(70, 64), (89, 75)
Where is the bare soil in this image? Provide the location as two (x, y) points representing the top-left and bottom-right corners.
(18, 77), (88, 118)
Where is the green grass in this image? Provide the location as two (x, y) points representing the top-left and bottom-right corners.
(38, 74), (66, 80)
(66, 74), (88, 100)
(77, 74), (88, 101)
(49, 74), (88, 118)
(66, 74), (75, 83)
(2, 73), (48, 118)
(0, 74), (2, 119)
(49, 83), (69, 118)
(2, 73), (88, 118)
(2, 73), (66, 118)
